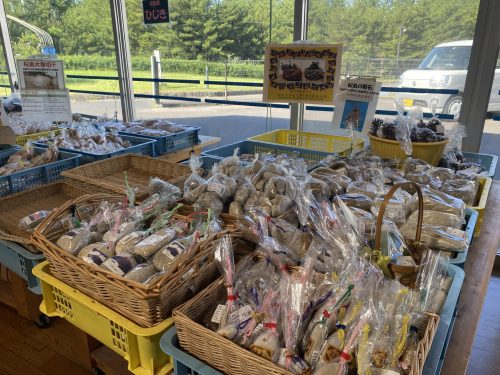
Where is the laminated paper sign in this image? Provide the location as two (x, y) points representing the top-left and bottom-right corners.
(263, 44), (343, 104)
(332, 77), (381, 134)
(17, 59), (72, 122)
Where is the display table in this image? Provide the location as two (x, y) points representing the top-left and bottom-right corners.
(157, 135), (221, 163)
(442, 180), (500, 374)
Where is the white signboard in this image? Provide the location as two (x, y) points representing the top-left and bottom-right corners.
(332, 77), (381, 134)
(17, 58), (72, 122)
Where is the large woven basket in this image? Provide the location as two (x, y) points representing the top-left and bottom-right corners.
(32, 193), (248, 327)
(173, 277), (439, 375)
(61, 154), (191, 200)
(0, 181), (112, 253)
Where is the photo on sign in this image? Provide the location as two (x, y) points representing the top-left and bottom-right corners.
(340, 100), (370, 132)
(279, 59), (326, 82)
(23, 70), (59, 90)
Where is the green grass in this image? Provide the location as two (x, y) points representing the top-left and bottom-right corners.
(65, 69), (263, 95)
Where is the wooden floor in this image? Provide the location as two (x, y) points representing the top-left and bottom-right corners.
(0, 294), (91, 375)
(466, 265), (500, 375)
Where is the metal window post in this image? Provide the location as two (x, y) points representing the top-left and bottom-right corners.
(290, 0), (309, 131)
(460, 0), (500, 152)
(109, 0), (136, 122)
(0, 0), (18, 91)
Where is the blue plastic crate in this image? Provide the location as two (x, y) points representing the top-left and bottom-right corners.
(423, 264), (464, 375)
(0, 240), (44, 294)
(462, 151), (498, 178)
(181, 155), (224, 172)
(35, 134), (155, 164)
(0, 147), (81, 197)
(448, 208), (478, 267)
(205, 140), (330, 170)
(160, 327), (222, 375)
(120, 127), (200, 156)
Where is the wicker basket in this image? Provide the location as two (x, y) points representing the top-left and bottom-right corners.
(370, 181), (427, 288)
(173, 277), (440, 375)
(61, 154), (191, 200)
(369, 134), (448, 166)
(0, 181), (111, 253)
(32, 194), (248, 327)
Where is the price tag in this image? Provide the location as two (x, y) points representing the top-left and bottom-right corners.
(211, 304), (227, 324)
(230, 305), (252, 325)
(311, 350), (321, 366)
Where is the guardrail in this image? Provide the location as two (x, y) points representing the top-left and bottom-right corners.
(1, 72), (499, 120)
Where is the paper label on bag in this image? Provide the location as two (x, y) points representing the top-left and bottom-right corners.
(211, 304), (227, 324)
(139, 233), (164, 247)
(278, 348), (287, 367)
(230, 304), (252, 325)
(207, 182), (225, 197)
(161, 241), (186, 261)
(103, 259), (126, 276)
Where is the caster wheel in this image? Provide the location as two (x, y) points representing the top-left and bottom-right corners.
(34, 314), (51, 328)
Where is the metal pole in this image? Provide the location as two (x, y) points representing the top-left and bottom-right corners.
(460, 0), (500, 152)
(290, 0), (309, 132)
(151, 50), (160, 105)
(269, 0), (272, 43)
(0, 0), (18, 91)
(109, 0), (136, 122)
(396, 27), (406, 65)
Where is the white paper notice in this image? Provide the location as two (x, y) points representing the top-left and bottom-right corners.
(20, 89), (72, 122)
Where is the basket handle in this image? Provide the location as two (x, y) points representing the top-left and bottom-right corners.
(0, 228), (33, 245)
(374, 181), (423, 251)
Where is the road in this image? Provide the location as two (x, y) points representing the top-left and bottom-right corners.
(72, 97), (499, 176)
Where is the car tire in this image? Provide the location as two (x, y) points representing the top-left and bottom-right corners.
(444, 95), (463, 117)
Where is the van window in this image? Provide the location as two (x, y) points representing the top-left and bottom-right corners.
(419, 46), (471, 70)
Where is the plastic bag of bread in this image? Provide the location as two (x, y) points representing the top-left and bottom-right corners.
(337, 193), (373, 212)
(124, 263), (158, 283)
(382, 167), (405, 185)
(350, 207), (377, 240)
(404, 157), (431, 174)
(101, 254), (138, 276)
(149, 177), (182, 209)
(440, 178), (478, 205)
(428, 167), (455, 185)
(183, 154), (207, 203)
(78, 242), (114, 266)
(217, 148), (241, 177)
(268, 218), (312, 259)
(346, 181), (378, 199)
(407, 210), (464, 229)
(56, 227), (103, 255)
(406, 187), (465, 218)
(310, 167), (351, 195)
(361, 167), (385, 194)
(400, 224), (468, 252)
(18, 210), (51, 232)
(371, 196), (406, 227)
(115, 231), (148, 255)
(133, 227), (177, 260)
(152, 234), (196, 272)
(305, 177), (330, 201)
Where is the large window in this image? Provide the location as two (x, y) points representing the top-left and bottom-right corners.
(5, 0), (122, 118)
(125, 0), (293, 147)
(304, 0), (481, 134)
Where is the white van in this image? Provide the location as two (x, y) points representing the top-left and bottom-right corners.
(396, 40), (500, 117)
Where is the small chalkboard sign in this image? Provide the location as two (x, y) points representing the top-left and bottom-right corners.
(143, 0), (169, 25)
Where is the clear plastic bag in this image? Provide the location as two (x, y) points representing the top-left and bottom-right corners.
(395, 101), (413, 156)
(406, 186), (465, 218)
(18, 210), (51, 232)
(406, 210), (464, 229)
(400, 224), (468, 252)
(56, 227), (103, 255)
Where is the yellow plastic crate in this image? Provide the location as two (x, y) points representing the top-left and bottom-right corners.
(16, 128), (61, 146)
(32, 262), (173, 375)
(249, 129), (364, 156)
(469, 176), (492, 237)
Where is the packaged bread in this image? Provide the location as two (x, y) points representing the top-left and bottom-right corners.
(115, 231), (147, 255)
(406, 187), (465, 218)
(124, 263), (158, 283)
(346, 181), (378, 199)
(56, 228), (103, 255)
(400, 224), (468, 252)
(18, 210), (50, 232)
(268, 218), (312, 259)
(78, 242), (114, 259)
(440, 179), (478, 205)
(338, 193), (373, 212)
(103, 220), (138, 243)
(80, 246), (110, 266)
(133, 227), (177, 260)
(406, 210), (464, 229)
(153, 238), (190, 272)
(371, 197), (406, 227)
(101, 254), (138, 276)
(404, 158), (431, 174)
